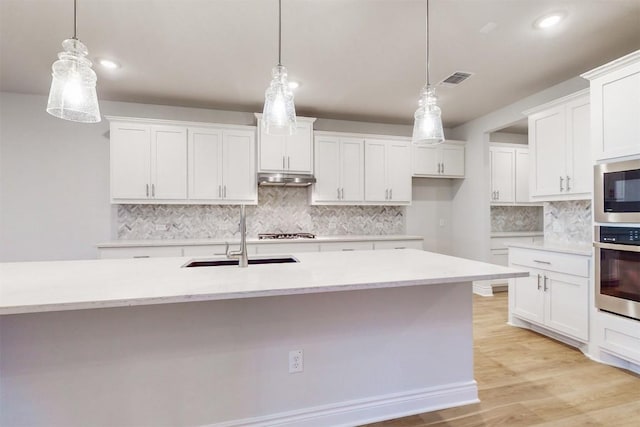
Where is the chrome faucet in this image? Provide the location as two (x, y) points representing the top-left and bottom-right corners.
(226, 205), (248, 267)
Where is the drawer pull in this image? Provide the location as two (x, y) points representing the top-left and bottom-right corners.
(543, 275), (549, 292)
(342, 248), (355, 251)
(533, 259), (551, 265)
(133, 255), (150, 259)
(537, 274), (542, 290)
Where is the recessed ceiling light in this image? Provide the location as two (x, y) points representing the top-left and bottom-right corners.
(98, 58), (120, 69)
(534, 12), (566, 29)
(288, 81), (300, 90)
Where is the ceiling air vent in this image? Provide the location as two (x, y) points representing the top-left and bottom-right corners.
(438, 71), (473, 87)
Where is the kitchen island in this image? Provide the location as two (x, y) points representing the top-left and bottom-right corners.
(1, 249), (526, 426)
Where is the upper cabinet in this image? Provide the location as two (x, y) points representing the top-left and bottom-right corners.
(412, 142), (465, 178)
(312, 134), (364, 204)
(108, 117), (257, 205)
(364, 139), (411, 204)
(255, 114), (317, 174)
(582, 50), (640, 162)
(490, 145), (532, 204)
(525, 90), (591, 201)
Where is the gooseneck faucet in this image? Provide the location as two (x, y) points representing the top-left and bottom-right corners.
(226, 205), (248, 267)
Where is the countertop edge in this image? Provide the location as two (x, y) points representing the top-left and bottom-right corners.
(506, 242), (592, 256)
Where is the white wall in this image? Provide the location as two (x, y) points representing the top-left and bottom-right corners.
(406, 178), (453, 254)
(1, 92), (451, 262)
(489, 132), (528, 145)
(448, 76), (588, 262)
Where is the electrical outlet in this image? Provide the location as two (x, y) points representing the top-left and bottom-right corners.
(439, 218), (446, 227)
(288, 349), (303, 373)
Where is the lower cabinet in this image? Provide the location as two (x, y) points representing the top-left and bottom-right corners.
(508, 246), (590, 342)
(98, 238), (423, 259)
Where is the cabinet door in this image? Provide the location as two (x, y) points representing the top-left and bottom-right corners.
(544, 272), (589, 341)
(597, 64), (640, 160)
(511, 268), (545, 324)
(364, 140), (387, 202)
(223, 130), (256, 202)
(565, 97), (591, 195)
(110, 123), (151, 200)
(387, 141), (411, 203)
(313, 136), (341, 202)
(188, 128), (223, 200)
(412, 145), (439, 175)
(258, 123), (285, 172)
(514, 149), (530, 203)
(151, 126), (188, 200)
(530, 106), (566, 197)
(490, 147), (515, 202)
(285, 121), (313, 173)
(340, 138), (365, 202)
(440, 145), (465, 177)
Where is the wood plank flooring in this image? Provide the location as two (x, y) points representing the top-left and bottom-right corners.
(363, 292), (640, 427)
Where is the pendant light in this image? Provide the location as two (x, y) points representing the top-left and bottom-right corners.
(46, 0), (101, 123)
(412, 0), (444, 145)
(262, 0), (296, 136)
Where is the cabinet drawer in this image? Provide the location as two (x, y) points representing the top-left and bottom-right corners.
(490, 236), (539, 250)
(374, 240), (423, 250)
(99, 246), (183, 259)
(599, 311), (640, 365)
(320, 242), (374, 252)
(182, 245), (228, 257)
(509, 247), (590, 277)
(255, 243), (320, 254)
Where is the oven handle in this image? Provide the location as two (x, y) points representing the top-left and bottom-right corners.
(593, 241), (640, 253)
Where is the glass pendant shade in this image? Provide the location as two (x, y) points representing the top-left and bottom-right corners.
(262, 64), (296, 136)
(412, 85), (444, 145)
(47, 38), (101, 123)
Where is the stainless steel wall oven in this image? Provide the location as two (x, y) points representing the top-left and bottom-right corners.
(595, 226), (640, 321)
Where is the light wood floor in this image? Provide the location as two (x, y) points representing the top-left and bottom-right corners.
(364, 292), (640, 427)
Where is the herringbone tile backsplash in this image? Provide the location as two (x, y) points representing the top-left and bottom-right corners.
(118, 187), (405, 240)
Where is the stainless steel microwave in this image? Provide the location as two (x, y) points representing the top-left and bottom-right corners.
(595, 159), (640, 223)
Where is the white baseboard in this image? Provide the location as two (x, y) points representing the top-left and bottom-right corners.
(473, 281), (494, 297)
(206, 381), (479, 427)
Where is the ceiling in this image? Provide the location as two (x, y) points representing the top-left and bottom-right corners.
(1, 0), (639, 128)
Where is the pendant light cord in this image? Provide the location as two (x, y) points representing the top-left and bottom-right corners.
(278, 0), (282, 66)
(73, 0), (78, 39)
(426, 0), (430, 86)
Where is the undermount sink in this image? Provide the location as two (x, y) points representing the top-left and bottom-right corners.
(182, 256), (299, 268)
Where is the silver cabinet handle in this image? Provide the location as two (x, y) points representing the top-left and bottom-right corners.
(566, 175), (571, 191)
(146, 184), (149, 197)
(341, 188), (344, 199)
(438, 163), (442, 174)
(537, 274), (542, 290)
(533, 259), (551, 265)
(133, 255), (150, 259)
(385, 189), (388, 200)
(337, 188), (341, 199)
(389, 188), (393, 199)
(496, 190), (499, 200)
(218, 185), (222, 198)
(442, 163), (445, 174)
(559, 176), (564, 192)
(543, 275), (548, 292)
(282, 156), (286, 170)
(223, 185), (226, 198)
(288, 156), (291, 169)
(151, 184), (155, 197)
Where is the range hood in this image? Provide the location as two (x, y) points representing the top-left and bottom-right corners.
(257, 173), (316, 187)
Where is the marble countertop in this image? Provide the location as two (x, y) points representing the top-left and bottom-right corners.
(0, 249), (527, 315)
(97, 235), (424, 248)
(507, 241), (592, 256)
(490, 231), (544, 238)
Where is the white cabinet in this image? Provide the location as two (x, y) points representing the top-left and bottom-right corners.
(98, 246), (184, 259)
(188, 128), (257, 204)
(108, 117), (256, 205)
(364, 139), (411, 205)
(490, 145), (531, 204)
(412, 142), (465, 178)
(525, 90), (591, 201)
(255, 114), (316, 174)
(582, 50), (640, 161)
(312, 134), (364, 204)
(509, 246), (590, 342)
(319, 241), (374, 252)
(110, 121), (187, 202)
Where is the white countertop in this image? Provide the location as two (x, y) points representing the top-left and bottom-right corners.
(97, 234), (424, 248)
(490, 231), (544, 238)
(507, 241), (592, 256)
(0, 249), (526, 315)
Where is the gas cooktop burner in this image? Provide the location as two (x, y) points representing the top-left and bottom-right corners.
(258, 233), (316, 240)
